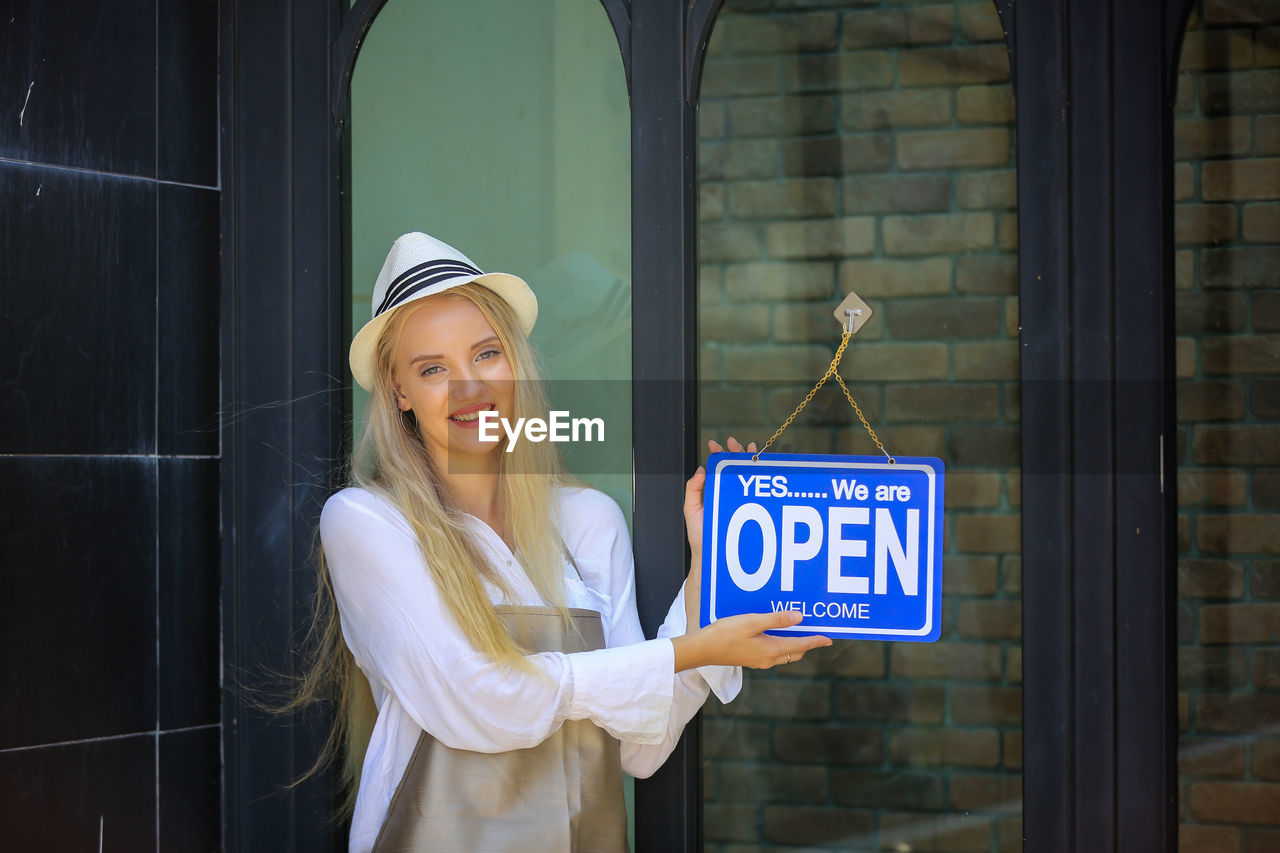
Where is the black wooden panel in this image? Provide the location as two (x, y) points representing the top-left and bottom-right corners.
(0, 456), (157, 749)
(158, 0), (219, 186)
(1015, 0), (1075, 850)
(160, 727), (222, 853)
(0, 734), (156, 853)
(1114, 0), (1179, 849)
(158, 183), (221, 457)
(1069, 0), (1118, 846)
(0, 162), (156, 455)
(0, 0), (155, 176)
(158, 458), (221, 730)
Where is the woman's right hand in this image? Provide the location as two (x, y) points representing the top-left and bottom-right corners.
(671, 609), (832, 672)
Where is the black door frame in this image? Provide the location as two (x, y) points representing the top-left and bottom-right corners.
(219, 1), (347, 850)
(1017, 0), (1189, 849)
(221, 1), (1192, 850)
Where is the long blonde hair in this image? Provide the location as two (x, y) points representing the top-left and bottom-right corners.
(294, 283), (576, 813)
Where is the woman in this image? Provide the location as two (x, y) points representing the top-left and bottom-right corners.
(315, 232), (829, 852)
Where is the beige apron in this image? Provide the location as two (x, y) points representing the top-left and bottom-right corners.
(371, 606), (629, 853)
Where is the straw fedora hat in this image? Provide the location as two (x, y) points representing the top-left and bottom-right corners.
(349, 232), (538, 390)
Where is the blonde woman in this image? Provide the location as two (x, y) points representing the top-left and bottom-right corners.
(314, 232), (829, 852)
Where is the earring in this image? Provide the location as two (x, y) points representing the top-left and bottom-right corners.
(399, 409), (419, 436)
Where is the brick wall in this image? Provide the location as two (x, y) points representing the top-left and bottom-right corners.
(1175, 2), (1280, 851)
(696, 2), (1021, 850)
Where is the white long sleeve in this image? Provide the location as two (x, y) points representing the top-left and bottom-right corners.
(319, 485), (741, 852)
(553, 488), (742, 778)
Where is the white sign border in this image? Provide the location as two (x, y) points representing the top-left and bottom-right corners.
(707, 457), (938, 637)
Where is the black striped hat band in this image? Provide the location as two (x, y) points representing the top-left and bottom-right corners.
(374, 259), (483, 317)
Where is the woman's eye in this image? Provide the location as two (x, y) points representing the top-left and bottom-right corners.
(420, 365), (443, 377)
(477, 348), (501, 362)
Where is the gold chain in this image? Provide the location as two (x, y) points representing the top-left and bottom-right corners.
(751, 330), (894, 463)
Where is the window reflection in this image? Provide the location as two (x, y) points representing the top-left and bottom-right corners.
(349, 0), (633, 513)
(1174, 2), (1280, 847)
(698, 2), (1021, 849)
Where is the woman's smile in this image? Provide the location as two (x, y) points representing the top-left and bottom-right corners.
(448, 401), (495, 428)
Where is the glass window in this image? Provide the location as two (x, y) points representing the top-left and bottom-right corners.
(348, 2), (634, 832)
(349, 0), (633, 514)
(1173, 3), (1280, 849)
(697, 2), (1021, 849)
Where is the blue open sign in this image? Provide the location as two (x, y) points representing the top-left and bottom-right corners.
(700, 452), (945, 642)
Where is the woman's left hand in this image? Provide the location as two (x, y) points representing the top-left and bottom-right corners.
(683, 437), (757, 556)
(683, 437), (756, 631)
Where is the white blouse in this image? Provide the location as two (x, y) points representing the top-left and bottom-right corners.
(319, 485), (742, 853)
